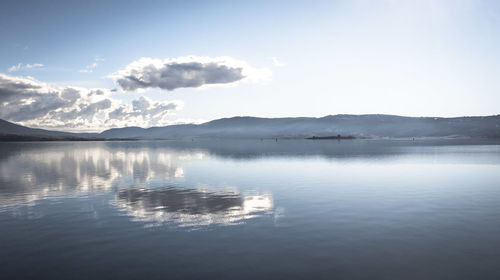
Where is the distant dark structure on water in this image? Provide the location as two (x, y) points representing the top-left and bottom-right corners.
(306, 134), (356, 140)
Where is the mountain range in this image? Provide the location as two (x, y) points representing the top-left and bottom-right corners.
(1, 114), (500, 141)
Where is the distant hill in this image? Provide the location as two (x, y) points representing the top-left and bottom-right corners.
(1, 114), (500, 141)
(99, 115), (500, 139)
(0, 119), (98, 141)
(0, 119), (72, 137)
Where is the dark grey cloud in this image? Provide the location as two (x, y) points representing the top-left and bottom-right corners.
(0, 75), (41, 102)
(112, 56), (271, 92)
(0, 74), (73, 122)
(117, 61), (243, 91)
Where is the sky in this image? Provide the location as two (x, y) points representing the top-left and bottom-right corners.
(1, 0), (499, 132)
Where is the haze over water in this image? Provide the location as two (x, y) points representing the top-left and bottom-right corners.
(1, 140), (500, 279)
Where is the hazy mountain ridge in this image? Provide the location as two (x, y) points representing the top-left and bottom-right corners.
(0, 119), (99, 140)
(1, 114), (500, 140)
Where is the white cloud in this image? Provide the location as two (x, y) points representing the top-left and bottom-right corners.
(79, 57), (105, 73)
(271, 57), (286, 67)
(8, 63), (44, 72)
(107, 96), (183, 128)
(0, 73), (182, 132)
(111, 56), (271, 92)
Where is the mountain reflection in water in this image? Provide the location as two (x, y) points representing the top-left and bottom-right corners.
(116, 187), (273, 226)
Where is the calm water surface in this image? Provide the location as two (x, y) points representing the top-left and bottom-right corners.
(1, 140), (500, 279)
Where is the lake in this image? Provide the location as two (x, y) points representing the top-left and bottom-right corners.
(1, 139), (500, 279)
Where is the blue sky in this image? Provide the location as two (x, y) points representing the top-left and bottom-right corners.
(1, 0), (499, 131)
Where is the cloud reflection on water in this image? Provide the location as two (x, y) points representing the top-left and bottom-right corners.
(0, 144), (189, 204)
(0, 142), (276, 227)
(115, 187), (273, 227)
(4, 139), (494, 227)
